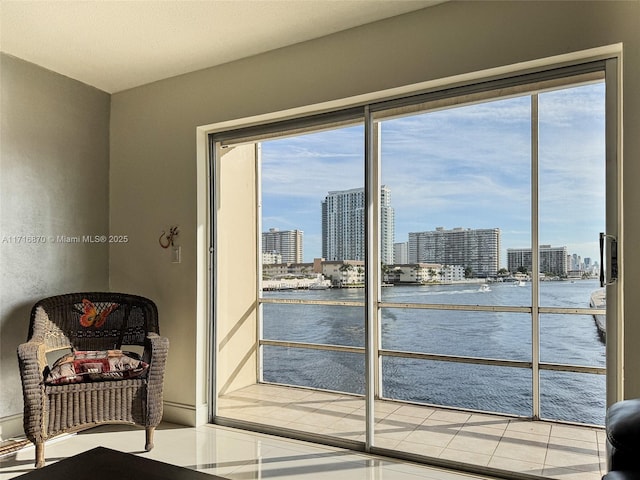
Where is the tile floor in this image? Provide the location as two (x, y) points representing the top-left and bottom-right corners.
(218, 383), (607, 480)
(0, 383), (606, 480)
(1, 422), (499, 480)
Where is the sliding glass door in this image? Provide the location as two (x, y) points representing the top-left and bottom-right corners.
(214, 122), (368, 444)
(210, 58), (618, 464)
(372, 77), (608, 446)
(376, 94), (533, 417)
(259, 125), (367, 442)
(537, 83), (607, 424)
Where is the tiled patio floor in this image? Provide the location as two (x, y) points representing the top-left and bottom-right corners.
(218, 383), (606, 480)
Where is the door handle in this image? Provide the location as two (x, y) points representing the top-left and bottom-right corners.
(600, 232), (618, 287)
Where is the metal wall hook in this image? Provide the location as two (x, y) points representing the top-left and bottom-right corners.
(159, 226), (179, 248)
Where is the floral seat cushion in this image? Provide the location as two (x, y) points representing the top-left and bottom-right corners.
(45, 350), (149, 385)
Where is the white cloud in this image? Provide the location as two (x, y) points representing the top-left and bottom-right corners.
(259, 83), (606, 261)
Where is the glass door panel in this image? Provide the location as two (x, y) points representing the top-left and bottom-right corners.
(376, 95), (533, 453)
(378, 99), (532, 365)
(257, 125), (366, 443)
(537, 83), (607, 424)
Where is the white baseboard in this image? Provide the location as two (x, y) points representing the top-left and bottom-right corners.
(162, 401), (209, 427)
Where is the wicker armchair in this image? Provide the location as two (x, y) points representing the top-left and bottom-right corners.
(17, 292), (169, 468)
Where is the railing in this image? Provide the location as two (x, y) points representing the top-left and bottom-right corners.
(259, 296), (606, 418)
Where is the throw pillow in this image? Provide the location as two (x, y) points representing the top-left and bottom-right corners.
(45, 350), (149, 385)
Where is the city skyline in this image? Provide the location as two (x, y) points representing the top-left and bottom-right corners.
(260, 82), (605, 265)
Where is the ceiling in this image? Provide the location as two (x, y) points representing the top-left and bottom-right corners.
(0, 0), (441, 93)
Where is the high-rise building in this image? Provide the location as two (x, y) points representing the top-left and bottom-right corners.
(408, 227), (500, 277)
(262, 228), (303, 264)
(507, 245), (568, 275)
(394, 242), (409, 264)
(321, 186), (394, 264)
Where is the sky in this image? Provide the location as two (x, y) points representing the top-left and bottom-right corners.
(260, 82), (606, 266)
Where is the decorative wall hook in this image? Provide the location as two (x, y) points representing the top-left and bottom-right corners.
(159, 226), (179, 249)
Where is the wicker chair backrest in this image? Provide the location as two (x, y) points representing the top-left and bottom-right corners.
(28, 292), (159, 352)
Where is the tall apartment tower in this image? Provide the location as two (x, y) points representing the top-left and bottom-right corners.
(394, 242), (409, 264)
(408, 227), (501, 277)
(507, 245), (568, 275)
(262, 228), (303, 264)
(321, 186), (395, 264)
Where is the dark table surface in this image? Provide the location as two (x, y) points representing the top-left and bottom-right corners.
(17, 446), (227, 480)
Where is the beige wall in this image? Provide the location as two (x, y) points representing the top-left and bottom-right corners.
(0, 54), (110, 437)
(215, 144), (259, 397)
(107, 0), (640, 425)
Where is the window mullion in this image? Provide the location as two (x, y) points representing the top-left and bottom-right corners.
(256, 143), (264, 384)
(364, 105), (378, 451)
(604, 57), (621, 405)
(531, 94), (541, 420)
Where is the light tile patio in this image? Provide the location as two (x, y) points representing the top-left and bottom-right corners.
(218, 383), (607, 480)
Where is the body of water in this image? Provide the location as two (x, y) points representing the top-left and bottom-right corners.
(262, 279), (606, 425)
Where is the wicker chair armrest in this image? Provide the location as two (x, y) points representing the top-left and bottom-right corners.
(145, 333), (169, 382)
(144, 333), (169, 427)
(17, 341), (47, 387)
(17, 341), (47, 443)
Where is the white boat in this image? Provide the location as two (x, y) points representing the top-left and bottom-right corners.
(478, 284), (491, 292)
(516, 280), (526, 287)
(309, 282), (330, 290)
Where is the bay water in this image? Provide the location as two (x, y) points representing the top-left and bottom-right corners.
(262, 278), (606, 425)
